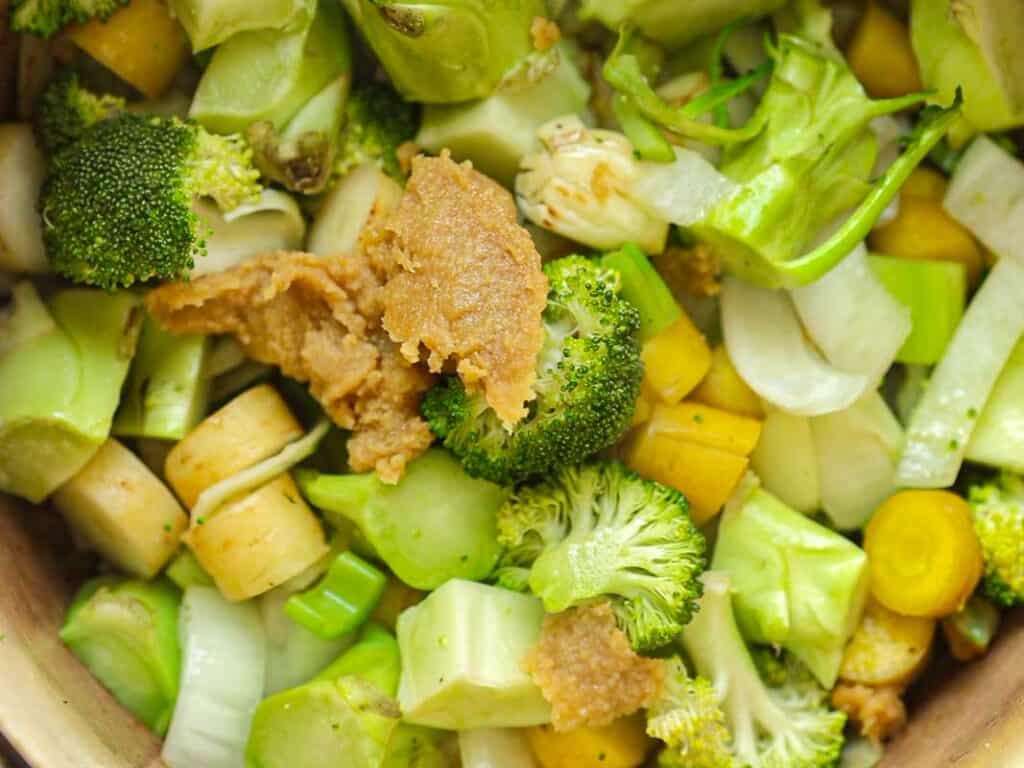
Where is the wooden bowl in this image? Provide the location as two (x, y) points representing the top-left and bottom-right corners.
(2, 497), (1024, 767)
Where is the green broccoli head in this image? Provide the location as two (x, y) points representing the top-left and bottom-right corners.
(334, 84), (420, 182)
(495, 460), (706, 652)
(648, 658), (734, 768)
(422, 255), (643, 486)
(969, 473), (1024, 607)
(12, 0), (130, 37)
(36, 72), (126, 156)
(679, 571), (847, 768)
(41, 114), (262, 290)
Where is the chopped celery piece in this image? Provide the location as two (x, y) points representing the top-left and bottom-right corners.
(397, 579), (550, 729)
(898, 256), (1024, 488)
(943, 135), (1024, 263)
(114, 316), (210, 441)
(967, 340), (1024, 474)
(247, 625), (402, 768)
(285, 552), (387, 640)
(295, 449), (507, 590)
(316, 623), (401, 697)
(0, 289), (141, 502)
(712, 481), (870, 687)
(166, 549), (214, 589)
(601, 243), (681, 339)
(189, 0), (350, 134)
(417, 45), (591, 186)
(61, 577), (181, 735)
(612, 92), (675, 163)
(868, 254), (967, 365)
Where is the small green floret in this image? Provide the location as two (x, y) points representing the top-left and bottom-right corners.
(970, 473), (1024, 607)
(496, 460), (706, 651)
(12, 0), (129, 37)
(335, 84), (420, 182)
(41, 114), (262, 289)
(36, 72), (126, 156)
(648, 659), (734, 768)
(422, 256), (643, 485)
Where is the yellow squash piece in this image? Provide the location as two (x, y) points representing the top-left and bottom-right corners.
(641, 314), (712, 405)
(66, 0), (188, 99)
(840, 598), (936, 686)
(53, 439), (188, 578)
(869, 196), (984, 285)
(527, 715), (651, 768)
(846, 1), (922, 99)
(646, 402), (762, 458)
(184, 473), (329, 601)
(900, 167), (948, 201)
(691, 344), (763, 418)
(864, 490), (983, 618)
(166, 384), (304, 509)
(627, 426), (749, 526)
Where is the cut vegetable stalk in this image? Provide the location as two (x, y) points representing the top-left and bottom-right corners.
(967, 340), (1024, 474)
(600, 243), (681, 340)
(897, 255), (1024, 488)
(612, 93), (675, 163)
(284, 552), (387, 640)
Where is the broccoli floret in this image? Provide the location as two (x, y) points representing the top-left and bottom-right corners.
(969, 473), (1024, 607)
(36, 72), (126, 156)
(673, 571), (847, 768)
(648, 658), (734, 768)
(334, 84), (420, 182)
(422, 255), (643, 485)
(12, 0), (129, 37)
(495, 460), (706, 652)
(40, 113), (262, 289)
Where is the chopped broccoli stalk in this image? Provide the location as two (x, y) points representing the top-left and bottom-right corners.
(334, 83), (419, 183)
(612, 91), (675, 163)
(35, 72), (126, 156)
(61, 577), (181, 735)
(868, 254), (967, 366)
(339, 0), (547, 104)
(165, 549), (214, 589)
(114, 316), (210, 441)
(383, 725), (451, 768)
(248, 75), (350, 195)
(11, 0), (130, 37)
(167, 0), (316, 52)
(41, 114), (262, 290)
(601, 243), (682, 340)
(396, 579), (550, 730)
(284, 552), (388, 640)
(676, 571), (847, 768)
(189, 0), (351, 135)
(711, 482), (870, 688)
(423, 256), (643, 485)
(295, 448), (508, 590)
(967, 340), (1024, 475)
(417, 45), (590, 186)
(969, 473), (1024, 607)
(316, 623), (401, 696)
(580, 0), (786, 48)
(496, 461), (706, 652)
(0, 288), (141, 502)
(911, 0), (1024, 145)
(0, 282), (55, 356)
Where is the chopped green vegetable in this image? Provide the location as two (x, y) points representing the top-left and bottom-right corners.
(114, 316), (210, 442)
(0, 288), (141, 502)
(969, 473), (1024, 607)
(35, 72), (126, 157)
(967, 340), (1024, 475)
(11, 0), (129, 37)
(168, 0), (315, 52)
(600, 243), (682, 340)
(496, 461), (706, 652)
(295, 448), (507, 590)
(677, 571), (847, 768)
(61, 577), (181, 735)
(339, 0), (547, 104)
(868, 254), (967, 366)
(396, 579), (550, 730)
(334, 83), (420, 183)
(41, 114), (262, 289)
(284, 552), (387, 640)
(166, 550), (215, 590)
(711, 480), (870, 687)
(423, 256), (642, 485)
(316, 623), (401, 696)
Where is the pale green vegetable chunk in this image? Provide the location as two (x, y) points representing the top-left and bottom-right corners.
(396, 579), (550, 729)
(967, 340), (1024, 475)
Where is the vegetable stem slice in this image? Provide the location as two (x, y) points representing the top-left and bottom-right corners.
(600, 243), (681, 339)
(284, 552), (387, 640)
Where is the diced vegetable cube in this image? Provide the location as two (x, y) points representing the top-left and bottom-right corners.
(526, 716), (651, 768)
(646, 401), (762, 457)
(691, 344), (763, 418)
(840, 598), (936, 686)
(284, 552), (387, 640)
(846, 1), (922, 98)
(640, 315), (712, 405)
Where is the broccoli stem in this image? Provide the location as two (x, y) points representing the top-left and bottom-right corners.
(295, 468), (380, 532)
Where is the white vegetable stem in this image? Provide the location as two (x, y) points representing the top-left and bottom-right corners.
(897, 256), (1024, 488)
(721, 276), (869, 416)
(162, 587), (267, 768)
(0, 124), (48, 273)
(791, 245), (911, 385)
(630, 146), (737, 227)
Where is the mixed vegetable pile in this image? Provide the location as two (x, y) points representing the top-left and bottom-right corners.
(1, 0), (1023, 767)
